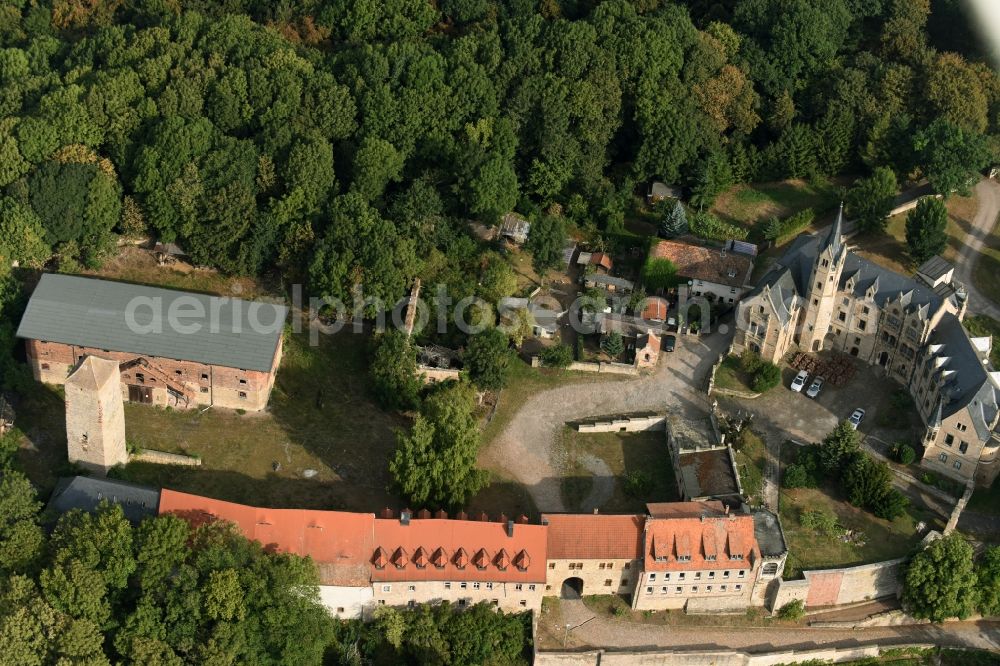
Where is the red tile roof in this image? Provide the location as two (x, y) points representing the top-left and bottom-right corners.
(641, 297), (668, 322)
(590, 252), (613, 271)
(649, 239), (753, 289)
(642, 502), (758, 572)
(159, 489), (375, 586)
(541, 514), (644, 560)
(371, 517), (547, 583)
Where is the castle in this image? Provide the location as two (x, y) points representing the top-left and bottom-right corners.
(732, 207), (1000, 487)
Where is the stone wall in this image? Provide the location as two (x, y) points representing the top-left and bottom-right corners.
(575, 414), (666, 433)
(417, 366), (461, 385)
(131, 449), (202, 466)
(535, 644), (939, 666)
(566, 361), (640, 375)
(771, 558), (904, 611)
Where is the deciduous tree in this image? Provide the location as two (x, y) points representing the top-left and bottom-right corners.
(904, 534), (978, 621)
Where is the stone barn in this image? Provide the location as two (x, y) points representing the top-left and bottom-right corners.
(17, 273), (287, 412)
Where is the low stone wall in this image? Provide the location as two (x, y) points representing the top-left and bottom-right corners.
(535, 644), (940, 666)
(131, 449), (202, 466)
(711, 387), (761, 399)
(576, 413), (666, 433)
(772, 558), (904, 611)
(417, 366), (461, 385)
(566, 361), (640, 376)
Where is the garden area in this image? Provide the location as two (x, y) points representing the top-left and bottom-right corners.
(732, 429), (767, 506)
(779, 433), (938, 577)
(714, 352), (781, 395)
(710, 178), (841, 232)
(556, 428), (679, 513)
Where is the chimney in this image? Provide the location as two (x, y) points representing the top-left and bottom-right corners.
(516, 514), (529, 524)
(724, 504), (730, 515)
(541, 516), (550, 526)
(506, 520), (515, 537)
(380, 508), (394, 519)
(593, 508), (599, 515)
(400, 509), (412, 526)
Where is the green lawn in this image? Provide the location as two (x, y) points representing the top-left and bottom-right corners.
(556, 428), (679, 513)
(778, 445), (935, 577)
(711, 178), (840, 230)
(972, 207), (1000, 306)
(853, 191), (975, 277)
(733, 430), (766, 506)
(714, 355), (755, 393)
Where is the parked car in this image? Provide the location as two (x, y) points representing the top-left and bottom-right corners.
(663, 335), (676, 352)
(806, 376), (824, 398)
(790, 370), (809, 392)
(667, 316), (677, 329)
(848, 408), (866, 429)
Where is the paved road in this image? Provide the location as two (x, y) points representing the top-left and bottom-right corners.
(955, 179), (1000, 319)
(540, 598), (1000, 653)
(481, 329), (730, 512)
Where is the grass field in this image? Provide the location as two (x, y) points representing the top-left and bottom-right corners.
(556, 428), (679, 513)
(971, 207), (1000, 306)
(853, 192), (975, 275)
(711, 178), (841, 229)
(733, 430), (766, 506)
(778, 445), (935, 577)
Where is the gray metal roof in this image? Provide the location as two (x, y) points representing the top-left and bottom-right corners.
(46, 476), (160, 524)
(589, 274), (634, 289)
(17, 274), (287, 372)
(752, 509), (788, 557)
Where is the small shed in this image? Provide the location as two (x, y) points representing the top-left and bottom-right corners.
(152, 241), (187, 266)
(589, 252), (613, 273)
(498, 213), (531, 245)
(647, 182), (683, 203)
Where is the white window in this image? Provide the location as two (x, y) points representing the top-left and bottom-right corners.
(735, 584), (742, 591)
(675, 586), (682, 594)
(460, 582), (467, 590)
(954, 460), (962, 470)
(473, 582), (481, 590)
(528, 584), (536, 591)
(485, 583), (493, 590)
(515, 584), (523, 591)
(445, 582), (451, 590)
(381, 585), (391, 592)
(408, 585), (415, 592)
(678, 573), (685, 580)
(939, 453), (948, 463)
(661, 586), (668, 594)
(649, 573), (656, 581)
(646, 587), (653, 594)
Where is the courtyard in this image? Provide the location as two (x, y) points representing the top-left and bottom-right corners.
(556, 428), (679, 513)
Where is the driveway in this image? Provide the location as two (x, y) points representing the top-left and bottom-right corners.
(539, 597), (1000, 653)
(954, 179), (1000, 318)
(481, 328), (731, 512)
(716, 359), (924, 509)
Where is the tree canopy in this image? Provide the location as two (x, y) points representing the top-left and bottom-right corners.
(903, 533), (979, 622)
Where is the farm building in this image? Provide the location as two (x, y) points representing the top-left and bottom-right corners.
(17, 273), (287, 412)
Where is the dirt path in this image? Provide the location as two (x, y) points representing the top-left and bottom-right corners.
(955, 179), (1000, 318)
(481, 330), (731, 512)
(540, 598), (1000, 653)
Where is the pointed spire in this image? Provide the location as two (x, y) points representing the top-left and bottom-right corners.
(822, 202), (845, 258)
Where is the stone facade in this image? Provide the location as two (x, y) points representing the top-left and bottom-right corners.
(731, 213), (1000, 486)
(632, 564), (756, 611)
(370, 580), (544, 615)
(65, 356), (128, 475)
(545, 558), (640, 598)
(27, 338), (282, 412)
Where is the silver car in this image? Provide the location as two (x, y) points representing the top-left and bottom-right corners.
(790, 370), (809, 392)
(848, 408), (866, 430)
(806, 376), (824, 398)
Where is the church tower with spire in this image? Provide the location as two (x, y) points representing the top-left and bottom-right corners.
(799, 204), (848, 352)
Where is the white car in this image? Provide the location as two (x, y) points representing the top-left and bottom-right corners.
(790, 370), (809, 392)
(806, 376), (824, 399)
(848, 408), (866, 430)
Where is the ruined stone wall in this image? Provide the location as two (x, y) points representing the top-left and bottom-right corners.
(575, 414), (665, 433)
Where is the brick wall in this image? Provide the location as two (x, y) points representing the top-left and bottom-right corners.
(26, 339), (280, 411)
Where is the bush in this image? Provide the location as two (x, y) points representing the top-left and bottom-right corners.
(575, 335), (585, 361)
(777, 599), (805, 620)
(689, 209), (749, 241)
(612, 604), (630, 618)
(623, 471), (653, 498)
(751, 362), (781, 392)
(873, 488), (909, 520)
(800, 509), (839, 537)
(783, 464), (809, 489)
(761, 208), (815, 244)
(891, 442), (917, 465)
(541, 344), (573, 368)
(740, 349), (763, 374)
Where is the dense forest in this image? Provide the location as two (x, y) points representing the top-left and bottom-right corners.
(0, 0), (995, 297)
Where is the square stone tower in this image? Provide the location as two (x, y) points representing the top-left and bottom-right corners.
(65, 356), (128, 475)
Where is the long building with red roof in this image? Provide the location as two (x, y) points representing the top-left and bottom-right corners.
(156, 490), (782, 619)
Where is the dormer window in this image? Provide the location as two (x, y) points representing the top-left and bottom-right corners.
(821, 259), (829, 267)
